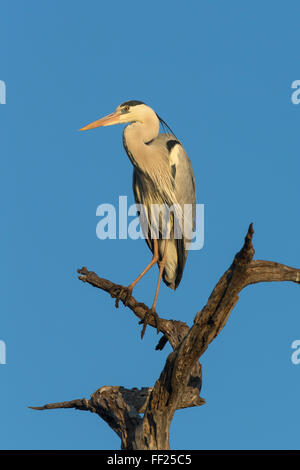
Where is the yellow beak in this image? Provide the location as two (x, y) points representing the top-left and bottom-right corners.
(79, 111), (121, 131)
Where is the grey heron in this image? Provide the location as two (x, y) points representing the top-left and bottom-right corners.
(80, 100), (196, 337)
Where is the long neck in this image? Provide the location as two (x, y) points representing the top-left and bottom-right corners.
(123, 112), (177, 207)
(123, 112), (159, 171)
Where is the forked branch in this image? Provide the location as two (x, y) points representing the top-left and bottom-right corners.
(30, 224), (300, 449)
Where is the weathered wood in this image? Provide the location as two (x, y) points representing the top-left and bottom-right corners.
(30, 224), (300, 449)
(30, 385), (205, 450)
(77, 266), (190, 350)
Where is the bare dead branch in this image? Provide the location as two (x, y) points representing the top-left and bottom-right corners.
(29, 398), (95, 412)
(137, 224), (300, 448)
(30, 385), (205, 449)
(246, 260), (300, 285)
(77, 267), (189, 350)
(30, 386), (205, 415)
(31, 224), (300, 450)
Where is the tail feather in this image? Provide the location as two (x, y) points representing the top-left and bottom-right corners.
(162, 237), (187, 290)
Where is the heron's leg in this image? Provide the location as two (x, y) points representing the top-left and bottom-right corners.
(111, 238), (159, 307)
(128, 237), (159, 291)
(152, 239), (169, 311)
(141, 238), (169, 339)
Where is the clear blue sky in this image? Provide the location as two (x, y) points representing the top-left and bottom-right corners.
(1, 1), (300, 450)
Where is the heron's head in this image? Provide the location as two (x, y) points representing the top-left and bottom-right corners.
(79, 100), (157, 131)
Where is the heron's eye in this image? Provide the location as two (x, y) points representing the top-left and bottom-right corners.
(122, 105), (130, 112)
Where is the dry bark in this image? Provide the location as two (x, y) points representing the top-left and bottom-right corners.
(30, 224), (300, 449)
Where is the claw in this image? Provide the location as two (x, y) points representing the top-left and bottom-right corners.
(110, 285), (132, 308)
(139, 308), (160, 339)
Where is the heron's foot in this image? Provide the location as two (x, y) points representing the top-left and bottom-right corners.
(139, 308), (160, 339)
(110, 285), (133, 308)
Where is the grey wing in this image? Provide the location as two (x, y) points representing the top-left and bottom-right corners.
(169, 141), (196, 228)
(132, 168), (154, 254)
(162, 136), (196, 289)
(132, 136), (196, 290)
(153, 135), (196, 219)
